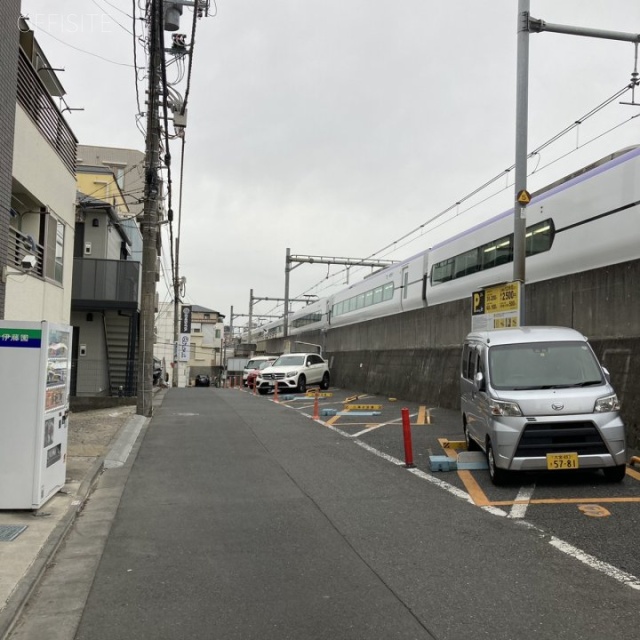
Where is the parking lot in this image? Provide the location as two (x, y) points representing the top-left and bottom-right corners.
(237, 383), (640, 587)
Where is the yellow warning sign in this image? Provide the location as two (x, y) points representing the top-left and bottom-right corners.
(517, 189), (531, 204)
(305, 391), (333, 398)
(345, 404), (382, 411)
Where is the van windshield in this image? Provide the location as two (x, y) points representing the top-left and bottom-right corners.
(488, 341), (604, 390)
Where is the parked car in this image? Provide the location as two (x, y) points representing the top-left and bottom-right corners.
(246, 360), (275, 389)
(242, 356), (278, 386)
(256, 353), (330, 395)
(460, 326), (627, 485)
(194, 374), (211, 387)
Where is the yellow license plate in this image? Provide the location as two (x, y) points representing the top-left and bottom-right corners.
(546, 452), (579, 470)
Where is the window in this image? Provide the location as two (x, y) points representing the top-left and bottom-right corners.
(383, 282), (394, 301)
(215, 329), (221, 339)
(402, 270), (409, 299)
(431, 218), (554, 286)
(44, 215), (64, 284)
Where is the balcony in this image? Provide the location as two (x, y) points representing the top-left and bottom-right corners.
(72, 258), (141, 310)
(16, 50), (77, 175)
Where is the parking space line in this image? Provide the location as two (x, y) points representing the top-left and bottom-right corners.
(625, 467), (640, 482)
(456, 470), (491, 506)
(325, 416), (340, 426)
(508, 486), (535, 519)
(351, 415), (408, 437)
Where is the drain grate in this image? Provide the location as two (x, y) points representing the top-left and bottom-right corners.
(0, 525), (28, 541)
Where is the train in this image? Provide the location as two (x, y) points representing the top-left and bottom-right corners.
(248, 145), (640, 341)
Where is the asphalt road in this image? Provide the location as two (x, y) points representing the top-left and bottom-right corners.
(12, 388), (640, 639)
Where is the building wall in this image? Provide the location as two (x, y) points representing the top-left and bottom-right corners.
(0, 1), (21, 318)
(6, 105), (76, 323)
(71, 309), (109, 395)
(77, 145), (145, 218)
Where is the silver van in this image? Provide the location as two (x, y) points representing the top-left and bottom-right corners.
(460, 326), (627, 484)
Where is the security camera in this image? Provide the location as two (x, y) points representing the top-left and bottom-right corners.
(21, 254), (37, 270)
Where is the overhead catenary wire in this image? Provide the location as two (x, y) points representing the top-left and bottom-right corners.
(285, 83), (640, 308)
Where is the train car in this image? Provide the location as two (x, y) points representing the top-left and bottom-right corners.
(425, 145), (640, 306)
(327, 250), (429, 329)
(288, 298), (329, 335)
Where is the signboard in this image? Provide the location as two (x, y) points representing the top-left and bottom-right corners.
(305, 391), (333, 398)
(345, 404), (383, 411)
(178, 333), (190, 362)
(180, 305), (192, 334)
(471, 282), (521, 331)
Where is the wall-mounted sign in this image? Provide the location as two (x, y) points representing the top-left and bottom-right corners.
(471, 281), (521, 331)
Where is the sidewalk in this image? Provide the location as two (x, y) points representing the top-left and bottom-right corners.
(0, 397), (158, 640)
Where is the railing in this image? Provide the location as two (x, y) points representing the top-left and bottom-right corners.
(16, 50), (77, 175)
(7, 226), (44, 276)
(72, 258), (141, 308)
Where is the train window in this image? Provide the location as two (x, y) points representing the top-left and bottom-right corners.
(454, 248), (480, 278)
(402, 270), (409, 299)
(364, 290), (374, 306)
(373, 287), (383, 304)
(525, 219), (555, 255)
(357, 293), (365, 309)
(431, 219), (553, 286)
(383, 282), (394, 301)
(431, 258), (454, 285)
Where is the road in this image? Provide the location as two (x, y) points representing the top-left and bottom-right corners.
(9, 388), (640, 640)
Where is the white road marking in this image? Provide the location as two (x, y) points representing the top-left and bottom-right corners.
(509, 485), (535, 519)
(549, 537), (640, 590)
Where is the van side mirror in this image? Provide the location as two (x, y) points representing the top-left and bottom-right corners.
(474, 371), (485, 392)
(602, 367), (611, 383)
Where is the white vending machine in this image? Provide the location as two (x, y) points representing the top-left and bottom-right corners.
(0, 321), (72, 509)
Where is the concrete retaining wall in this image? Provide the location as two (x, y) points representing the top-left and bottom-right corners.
(265, 259), (640, 449)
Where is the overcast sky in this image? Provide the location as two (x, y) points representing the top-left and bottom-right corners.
(21, 1), (640, 327)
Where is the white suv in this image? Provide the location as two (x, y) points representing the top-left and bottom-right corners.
(256, 353), (330, 395)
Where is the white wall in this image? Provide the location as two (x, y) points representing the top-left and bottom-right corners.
(6, 106), (76, 324)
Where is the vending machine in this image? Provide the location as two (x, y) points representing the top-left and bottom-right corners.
(0, 321), (72, 509)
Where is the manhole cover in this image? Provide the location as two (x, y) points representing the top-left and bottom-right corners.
(0, 525), (27, 541)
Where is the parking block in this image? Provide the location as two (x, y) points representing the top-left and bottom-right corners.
(429, 455), (457, 472)
(320, 408), (337, 417)
(456, 452), (489, 470)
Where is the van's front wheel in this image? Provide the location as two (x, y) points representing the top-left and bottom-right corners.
(487, 440), (508, 486)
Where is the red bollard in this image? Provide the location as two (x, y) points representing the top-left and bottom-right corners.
(401, 407), (415, 468)
(313, 390), (320, 420)
(273, 382), (280, 403)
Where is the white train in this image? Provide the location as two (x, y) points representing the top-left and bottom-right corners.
(251, 145), (640, 340)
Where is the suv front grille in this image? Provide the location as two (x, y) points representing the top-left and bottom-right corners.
(514, 421), (609, 457)
(261, 373), (285, 380)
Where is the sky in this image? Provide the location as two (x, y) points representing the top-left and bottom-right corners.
(20, 1), (640, 329)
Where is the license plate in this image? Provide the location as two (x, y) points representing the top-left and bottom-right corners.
(546, 452), (579, 470)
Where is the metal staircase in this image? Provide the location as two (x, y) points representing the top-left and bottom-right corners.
(104, 312), (138, 396)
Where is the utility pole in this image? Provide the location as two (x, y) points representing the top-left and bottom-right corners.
(137, 0), (162, 417)
(514, 6), (640, 326)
